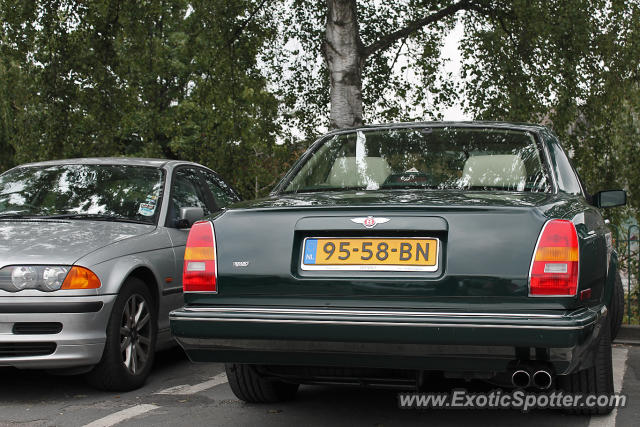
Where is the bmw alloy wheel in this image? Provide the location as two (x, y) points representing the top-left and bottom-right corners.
(120, 294), (152, 374)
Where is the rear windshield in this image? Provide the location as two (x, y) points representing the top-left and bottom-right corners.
(282, 127), (551, 194)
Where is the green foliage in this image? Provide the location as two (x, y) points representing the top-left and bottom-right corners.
(460, 0), (640, 222)
(0, 0), (290, 198)
(624, 291), (639, 325)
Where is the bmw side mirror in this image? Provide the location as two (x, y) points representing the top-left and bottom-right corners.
(593, 190), (627, 208)
(176, 207), (205, 229)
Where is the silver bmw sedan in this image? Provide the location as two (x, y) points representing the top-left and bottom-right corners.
(0, 158), (239, 390)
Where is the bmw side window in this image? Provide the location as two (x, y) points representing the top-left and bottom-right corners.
(202, 171), (240, 208)
(169, 168), (211, 227)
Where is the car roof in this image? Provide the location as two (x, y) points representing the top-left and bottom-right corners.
(15, 157), (202, 169)
(322, 121), (548, 137)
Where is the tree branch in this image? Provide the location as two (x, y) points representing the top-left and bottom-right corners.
(465, 2), (519, 50)
(227, 0), (270, 46)
(363, 0), (472, 58)
(378, 36), (407, 105)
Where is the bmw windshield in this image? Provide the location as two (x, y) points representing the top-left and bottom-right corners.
(281, 127), (551, 194)
(0, 164), (164, 224)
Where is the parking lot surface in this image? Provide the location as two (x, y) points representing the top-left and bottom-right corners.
(1, 344), (638, 427)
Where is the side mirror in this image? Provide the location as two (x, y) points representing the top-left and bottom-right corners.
(593, 190), (627, 208)
(176, 207), (205, 229)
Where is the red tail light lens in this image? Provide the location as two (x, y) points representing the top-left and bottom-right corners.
(183, 221), (217, 293)
(529, 219), (579, 296)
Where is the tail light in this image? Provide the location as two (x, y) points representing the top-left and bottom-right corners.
(183, 221), (217, 293)
(529, 219), (579, 296)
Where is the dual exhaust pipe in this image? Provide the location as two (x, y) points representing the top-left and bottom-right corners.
(511, 368), (553, 390)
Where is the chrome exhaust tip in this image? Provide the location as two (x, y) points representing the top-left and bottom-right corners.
(532, 370), (553, 390)
(511, 370), (531, 388)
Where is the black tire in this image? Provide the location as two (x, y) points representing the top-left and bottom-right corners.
(225, 364), (299, 403)
(610, 272), (624, 341)
(85, 277), (157, 391)
(558, 322), (614, 415)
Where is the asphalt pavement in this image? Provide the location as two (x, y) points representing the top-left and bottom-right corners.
(0, 344), (637, 427)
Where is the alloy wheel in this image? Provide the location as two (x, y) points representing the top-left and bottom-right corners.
(119, 294), (151, 374)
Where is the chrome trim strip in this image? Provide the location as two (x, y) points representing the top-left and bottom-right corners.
(181, 306), (569, 319)
(300, 237), (440, 272)
(169, 315), (594, 330)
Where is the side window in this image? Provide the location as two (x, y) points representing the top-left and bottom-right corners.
(573, 167), (589, 197)
(550, 144), (583, 195)
(543, 132), (583, 195)
(202, 171), (239, 208)
(169, 168), (211, 227)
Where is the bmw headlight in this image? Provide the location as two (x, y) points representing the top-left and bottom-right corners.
(42, 266), (71, 291)
(10, 266), (38, 290)
(0, 266), (71, 292)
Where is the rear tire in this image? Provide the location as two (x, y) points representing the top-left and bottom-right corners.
(558, 322), (614, 415)
(610, 272), (624, 340)
(85, 278), (157, 391)
(225, 364), (299, 403)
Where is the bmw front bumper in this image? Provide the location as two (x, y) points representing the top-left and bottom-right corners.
(0, 295), (116, 369)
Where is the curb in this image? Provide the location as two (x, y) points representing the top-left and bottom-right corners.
(614, 324), (640, 346)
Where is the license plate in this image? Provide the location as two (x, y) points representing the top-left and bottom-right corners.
(301, 237), (440, 272)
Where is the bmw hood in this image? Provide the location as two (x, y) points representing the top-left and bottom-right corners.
(0, 219), (156, 267)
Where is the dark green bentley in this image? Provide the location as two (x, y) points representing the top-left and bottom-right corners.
(170, 122), (626, 414)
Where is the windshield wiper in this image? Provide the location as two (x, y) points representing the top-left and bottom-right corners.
(36, 213), (152, 225)
(281, 186), (366, 194)
(0, 213), (40, 219)
(379, 184), (438, 190)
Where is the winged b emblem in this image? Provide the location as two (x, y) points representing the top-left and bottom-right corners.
(350, 216), (391, 229)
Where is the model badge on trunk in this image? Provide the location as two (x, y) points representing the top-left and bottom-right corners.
(350, 216), (390, 229)
(233, 261), (250, 267)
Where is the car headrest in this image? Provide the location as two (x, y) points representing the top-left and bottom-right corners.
(327, 157), (392, 188)
(461, 154), (527, 189)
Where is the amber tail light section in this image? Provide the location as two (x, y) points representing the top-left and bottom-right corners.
(529, 219), (579, 296)
(183, 221), (217, 293)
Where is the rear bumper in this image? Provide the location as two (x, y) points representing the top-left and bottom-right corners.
(170, 305), (608, 375)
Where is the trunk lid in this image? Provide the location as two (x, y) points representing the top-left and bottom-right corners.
(185, 191), (592, 310)
(201, 191), (569, 308)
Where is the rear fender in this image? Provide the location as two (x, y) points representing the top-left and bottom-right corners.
(601, 251), (619, 308)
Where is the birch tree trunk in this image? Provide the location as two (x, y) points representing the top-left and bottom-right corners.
(322, 0), (475, 129)
(324, 0), (364, 129)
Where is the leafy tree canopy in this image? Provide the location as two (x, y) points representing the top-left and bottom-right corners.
(0, 0), (293, 198)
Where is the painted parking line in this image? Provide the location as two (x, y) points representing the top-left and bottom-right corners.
(155, 372), (228, 395)
(83, 404), (159, 427)
(588, 345), (629, 427)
